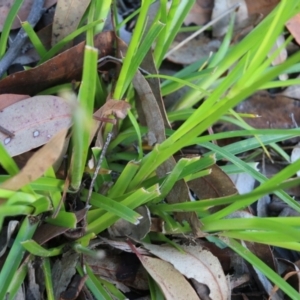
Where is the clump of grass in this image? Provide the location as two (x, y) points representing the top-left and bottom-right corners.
(1, 0), (300, 299)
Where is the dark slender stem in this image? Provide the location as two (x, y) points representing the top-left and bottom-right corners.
(86, 132), (113, 207)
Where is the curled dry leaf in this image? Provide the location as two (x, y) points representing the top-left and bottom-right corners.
(93, 99), (131, 124)
(0, 0), (56, 31)
(0, 128), (68, 191)
(0, 95), (72, 157)
(143, 243), (229, 300)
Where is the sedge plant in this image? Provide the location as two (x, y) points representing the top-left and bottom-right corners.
(1, 0), (300, 299)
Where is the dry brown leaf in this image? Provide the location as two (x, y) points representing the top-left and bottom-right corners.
(0, 31), (115, 95)
(52, 0), (91, 47)
(86, 251), (149, 292)
(188, 164), (237, 213)
(0, 94), (29, 110)
(212, 0), (279, 37)
(137, 254), (200, 300)
(108, 206), (151, 240)
(93, 99), (131, 124)
(143, 243), (229, 300)
(0, 95), (72, 157)
(286, 13), (300, 46)
(184, 0), (214, 26)
(0, 128), (68, 191)
(230, 91), (300, 130)
(244, 0), (279, 16)
(0, 0), (56, 31)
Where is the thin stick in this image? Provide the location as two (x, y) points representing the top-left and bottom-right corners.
(165, 3), (240, 58)
(86, 132), (113, 207)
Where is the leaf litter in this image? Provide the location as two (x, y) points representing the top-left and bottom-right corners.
(1, 1), (300, 299)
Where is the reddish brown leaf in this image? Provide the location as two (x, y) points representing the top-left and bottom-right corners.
(231, 92), (300, 130)
(0, 31), (115, 95)
(93, 99), (131, 124)
(188, 164), (237, 200)
(0, 94), (29, 110)
(244, 0), (279, 16)
(286, 13), (300, 46)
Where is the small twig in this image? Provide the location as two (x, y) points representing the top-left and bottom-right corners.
(86, 132), (113, 207)
(165, 3), (240, 58)
(0, 0), (45, 77)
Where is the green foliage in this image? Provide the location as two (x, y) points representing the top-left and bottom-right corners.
(1, 0), (300, 299)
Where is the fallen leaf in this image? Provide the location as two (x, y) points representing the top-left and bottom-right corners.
(222, 92), (300, 132)
(188, 164), (237, 213)
(52, 250), (80, 300)
(268, 35), (288, 80)
(0, 128), (68, 191)
(212, 0), (279, 37)
(0, 94), (29, 110)
(286, 13), (300, 46)
(0, 95), (72, 157)
(135, 251), (200, 300)
(184, 0), (214, 26)
(167, 33), (221, 65)
(52, 0), (91, 47)
(93, 99), (131, 124)
(86, 250), (149, 291)
(0, 220), (19, 257)
(0, 0), (56, 31)
(108, 206), (151, 240)
(143, 243), (229, 300)
(0, 31), (115, 95)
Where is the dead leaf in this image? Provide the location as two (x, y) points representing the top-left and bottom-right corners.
(0, 31), (115, 95)
(60, 274), (87, 300)
(0, 220), (19, 257)
(184, 0), (214, 26)
(0, 95), (72, 157)
(93, 99), (131, 124)
(286, 13), (300, 46)
(143, 243), (229, 300)
(0, 0), (56, 31)
(52, 251), (80, 300)
(222, 91), (300, 132)
(133, 248), (200, 300)
(108, 206), (151, 240)
(268, 35), (288, 80)
(188, 164), (237, 213)
(0, 128), (68, 191)
(52, 0), (91, 47)
(212, 0), (279, 37)
(0, 94), (29, 110)
(86, 250), (149, 291)
(167, 33), (221, 65)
